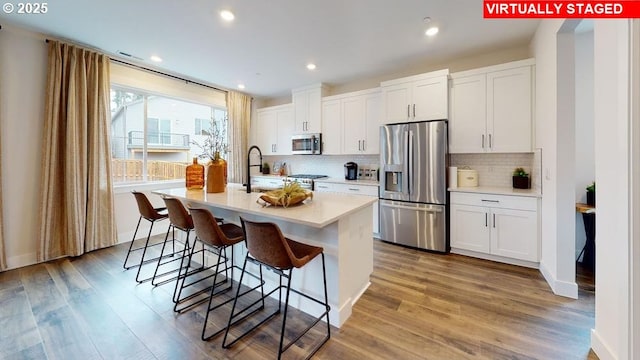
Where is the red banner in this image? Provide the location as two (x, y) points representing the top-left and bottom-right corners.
(484, 1), (640, 18)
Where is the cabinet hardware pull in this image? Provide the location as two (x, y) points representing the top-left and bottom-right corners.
(413, 104), (416, 117)
(358, 140), (361, 151)
(485, 213), (488, 227)
(348, 188), (360, 191)
(489, 134), (492, 148)
(493, 213), (496, 228)
(482, 134), (485, 148)
(481, 199), (500, 203)
(362, 140), (365, 151)
(407, 104), (410, 118)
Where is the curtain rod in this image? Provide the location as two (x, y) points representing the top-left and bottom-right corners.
(45, 38), (228, 94)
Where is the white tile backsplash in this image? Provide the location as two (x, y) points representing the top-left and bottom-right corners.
(263, 151), (542, 193)
(263, 154), (379, 179)
(451, 151), (541, 190)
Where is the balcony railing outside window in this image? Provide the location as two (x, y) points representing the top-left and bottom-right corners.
(127, 131), (190, 149)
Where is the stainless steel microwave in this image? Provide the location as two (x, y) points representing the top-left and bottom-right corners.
(291, 133), (322, 155)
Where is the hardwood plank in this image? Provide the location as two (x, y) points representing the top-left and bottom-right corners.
(71, 252), (210, 360)
(20, 264), (101, 360)
(1, 343), (48, 360)
(0, 238), (596, 360)
(0, 285), (42, 358)
(47, 258), (156, 360)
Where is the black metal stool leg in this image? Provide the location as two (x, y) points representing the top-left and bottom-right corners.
(124, 216), (143, 269)
(278, 271), (293, 360)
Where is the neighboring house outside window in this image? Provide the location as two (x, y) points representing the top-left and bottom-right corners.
(110, 87), (227, 183)
(195, 118), (212, 136)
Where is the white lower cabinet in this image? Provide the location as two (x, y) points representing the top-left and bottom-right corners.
(315, 181), (379, 235)
(250, 176), (284, 190)
(450, 192), (539, 265)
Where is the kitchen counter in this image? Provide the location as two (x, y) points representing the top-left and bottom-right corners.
(449, 186), (541, 198)
(315, 177), (379, 186)
(153, 183), (375, 327)
(157, 184), (375, 228)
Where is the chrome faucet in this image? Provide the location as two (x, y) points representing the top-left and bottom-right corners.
(246, 145), (263, 193)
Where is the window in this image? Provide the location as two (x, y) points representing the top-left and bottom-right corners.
(195, 118), (212, 136)
(110, 87), (227, 184)
(147, 118), (171, 144)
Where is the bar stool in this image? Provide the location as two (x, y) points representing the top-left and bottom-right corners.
(176, 208), (264, 340)
(151, 196), (196, 286)
(222, 217), (331, 359)
(123, 191), (170, 283)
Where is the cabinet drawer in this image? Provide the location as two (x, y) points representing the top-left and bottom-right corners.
(315, 182), (378, 197)
(450, 192), (537, 211)
(251, 177), (284, 189)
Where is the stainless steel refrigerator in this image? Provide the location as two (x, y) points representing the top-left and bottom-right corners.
(379, 120), (448, 252)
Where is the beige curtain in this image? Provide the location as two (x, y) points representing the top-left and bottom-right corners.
(227, 91), (252, 184)
(38, 41), (116, 261)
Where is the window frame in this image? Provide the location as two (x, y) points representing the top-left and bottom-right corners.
(110, 84), (227, 186)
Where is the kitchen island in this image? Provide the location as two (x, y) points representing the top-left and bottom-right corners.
(154, 184), (376, 327)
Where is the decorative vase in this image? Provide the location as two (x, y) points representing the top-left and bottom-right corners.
(206, 152), (227, 193)
(586, 191), (595, 206)
(512, 176), (531, 189)
(185, 157), (204, 190)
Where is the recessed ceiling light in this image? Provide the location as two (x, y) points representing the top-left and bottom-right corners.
(150, 55), (163, 62)
(220, 10), (235, 21)
(425, 26), (439, 37)
(306, 63), (317, 70)
(237, 84), (246, 90)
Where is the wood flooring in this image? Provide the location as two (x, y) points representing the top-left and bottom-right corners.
(0, 238), (597, 359)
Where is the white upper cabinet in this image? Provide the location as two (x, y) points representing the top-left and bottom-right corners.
(487, 66), (533, 153)
(449, 74), (487, 153)
(322, 88), (381, 155)
(320, 99), (342, 155)
(449, 59), (534, 154)
(380, 69), (449, 124)
(292, 84), (327, 133)
(255, 104), (293, 155)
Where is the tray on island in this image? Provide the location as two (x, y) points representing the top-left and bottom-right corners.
(257, 189), (313, 208)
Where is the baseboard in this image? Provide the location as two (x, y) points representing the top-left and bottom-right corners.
(5, 252), (38, 270)
(591, 329), (616, 360)
(450, 248), (539, 269)
(539, 260), (579, 299)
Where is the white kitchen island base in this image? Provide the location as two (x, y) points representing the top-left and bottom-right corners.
(155, 185), (375, 328)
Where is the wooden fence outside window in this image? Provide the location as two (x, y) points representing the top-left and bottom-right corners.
(112, 159), (188, 182)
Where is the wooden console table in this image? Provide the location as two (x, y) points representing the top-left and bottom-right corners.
(576, 202), (595, 270)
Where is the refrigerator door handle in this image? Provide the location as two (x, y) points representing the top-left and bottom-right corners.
(403, 130), (410, 195)
(380, 202), (443, 213)
(408, 130), (414, 195)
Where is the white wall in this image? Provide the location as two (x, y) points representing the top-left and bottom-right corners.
(574, 30), (595, 259)
(590, 19), (632, 360)
(0, 26), (47, 269)
(531, 20), (577, 297)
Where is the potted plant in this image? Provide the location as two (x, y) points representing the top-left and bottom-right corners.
(512, 167), (531, 189)
(262, 162), (270, 175)
(586, 182), (595, 206)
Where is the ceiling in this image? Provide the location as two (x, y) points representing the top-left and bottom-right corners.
(0, 0), (539, 99)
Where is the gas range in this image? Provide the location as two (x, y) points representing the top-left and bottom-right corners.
(284, 174), (328, 190)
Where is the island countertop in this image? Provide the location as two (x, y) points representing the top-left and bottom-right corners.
(155, 183), (377, 229)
